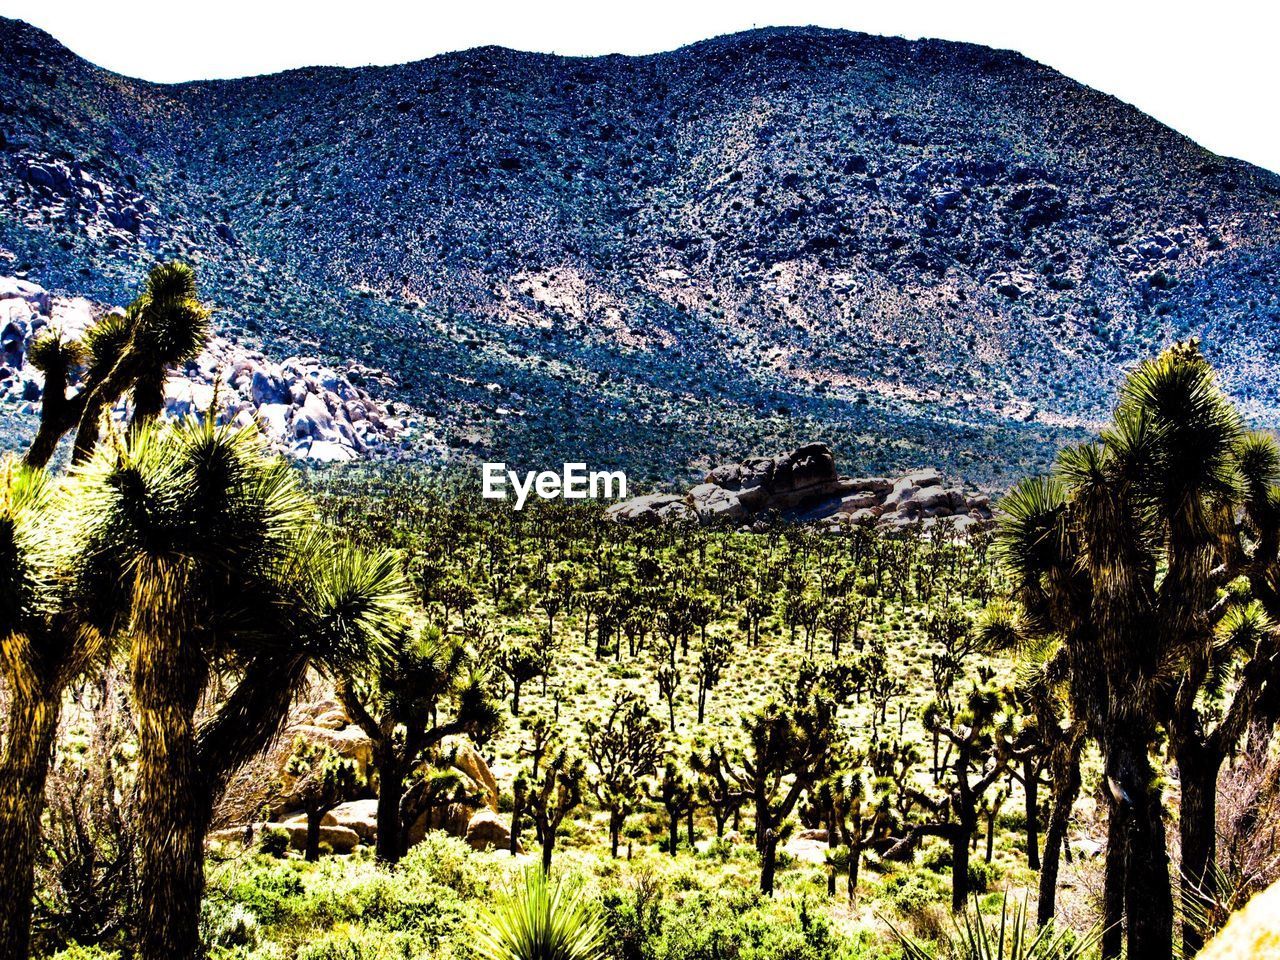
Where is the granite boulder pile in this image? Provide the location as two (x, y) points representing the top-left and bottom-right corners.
(607, 443), (993, 532)
(0, 275), (419, 461)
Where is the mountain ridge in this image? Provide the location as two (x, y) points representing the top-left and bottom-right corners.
(3, 16), (1280, 484)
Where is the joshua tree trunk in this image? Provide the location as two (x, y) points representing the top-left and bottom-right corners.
(304, 810), (323, 862)
(846, 841), (861, 903)
(1120, 743), (1174, 960)
(1037, 746), (1082, 927)
(951, 822), (972, 912)
(541, 832), (555, 873)
(510, 792), (524, 857)
(1176, 745), (1222, 958)
(827, 812), (838, 897)
(609, 809), (623, 859)
(374, 753), (406, 863)
(0, 686), (60, 960)
(1103, 729), (1174, 960)
(1023, 757), (1041, 871)
(1102, 802), (1126, 960)
(760, 831), (779, 895)
(132, 589), (210, 960)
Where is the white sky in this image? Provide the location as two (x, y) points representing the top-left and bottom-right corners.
(5, 0), (1279, 173)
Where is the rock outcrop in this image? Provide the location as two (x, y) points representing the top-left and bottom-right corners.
(212, 693), (505, 856)
(607, 443), (992, 533)
(0, 276), (420, 462)
(464, 808), (521, 853)
(1197, 878), (1280, 960)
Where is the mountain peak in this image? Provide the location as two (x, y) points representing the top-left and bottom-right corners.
(3, 18), (1280, 484)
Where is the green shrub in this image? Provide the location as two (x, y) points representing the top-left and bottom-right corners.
(967, 859), (999, 894)
(888, 892), (1101, 960)
(259, 827), (290, 858)
(201, 900), (262, 949)
(882, 871), (948, 916)
(46, 947), (122, 960)
(474, 866), (605, 960)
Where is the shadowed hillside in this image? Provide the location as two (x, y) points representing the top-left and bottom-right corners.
(3, 17), (1280, 483)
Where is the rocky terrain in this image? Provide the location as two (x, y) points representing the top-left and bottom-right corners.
(3, 18), (1280, 483)
(608, 442), (991, 532)
(211, 694), (515, 856)
(0, 274), (425, 460)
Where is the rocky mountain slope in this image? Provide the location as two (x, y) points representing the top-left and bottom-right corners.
(3, 17), (1280, 484)
(0, 275), (425, 460)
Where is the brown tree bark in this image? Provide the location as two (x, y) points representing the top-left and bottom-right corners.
(1109, 732), (1174, 960)
(1102, 799), (1127, 960)
(0, 689), (60, 960)
(1176, 745), (1221, 958)
(132, 600), (210, 960)
(1037, 741), (1083, 927)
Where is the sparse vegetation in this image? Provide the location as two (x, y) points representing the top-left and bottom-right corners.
(2, 268), (1278, 960)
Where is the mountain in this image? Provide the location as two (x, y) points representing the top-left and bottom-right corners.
(3, 17), (1280, 485)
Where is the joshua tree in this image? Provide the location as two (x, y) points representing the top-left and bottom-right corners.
(1, 262), (211, 960)
(584, 692), (665, 857)
(996, 341), (1280, 960)
(894, 683), (1017, 911)
(25, 261), (210, 468)
(695, 634), (730, 724)
(518, 711), (558, 781)
(691, 741), (746, 837)
(68, 420), (410, 960)
(338, 625), (499, 863)
(0, 464), (109, 960)
(723, 685), (837, 894)
(655, 663), (679, 733)
(496, 639), (543, 716)
(285, 739), (362, 862)
(511, 772), (528, 856)
(657, 759), (694, 857)
(526, 745), (586, 873)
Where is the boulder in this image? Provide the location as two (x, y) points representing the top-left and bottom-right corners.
(1197, 878), (1280, 960)
(607, 444), (992, 536)
(323, 799), (379, 841)
(783, 833), (830, 865)
(270, 820), (361, 854)
(689, 483), (748, 522)
(464, 809), (520, 852)
(606, 493), (694, 525)
(441, 736), (499, 811)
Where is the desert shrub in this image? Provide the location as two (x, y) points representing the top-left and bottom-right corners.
(259, 827), (291, 858)
(702, 838), (736, 863)
(601, 886), (864, 960)
(919, 843), (951, 872)
(201, 901), (261, 950)
(966, 859), (998, 894)
(294, 928), (421, 960)
(473, 866), (605, 960)
(45, 947), (122, 960)
(882, 870), (949, 916)
(213, 861), (305, 926)
(203, 838), (490, 959)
